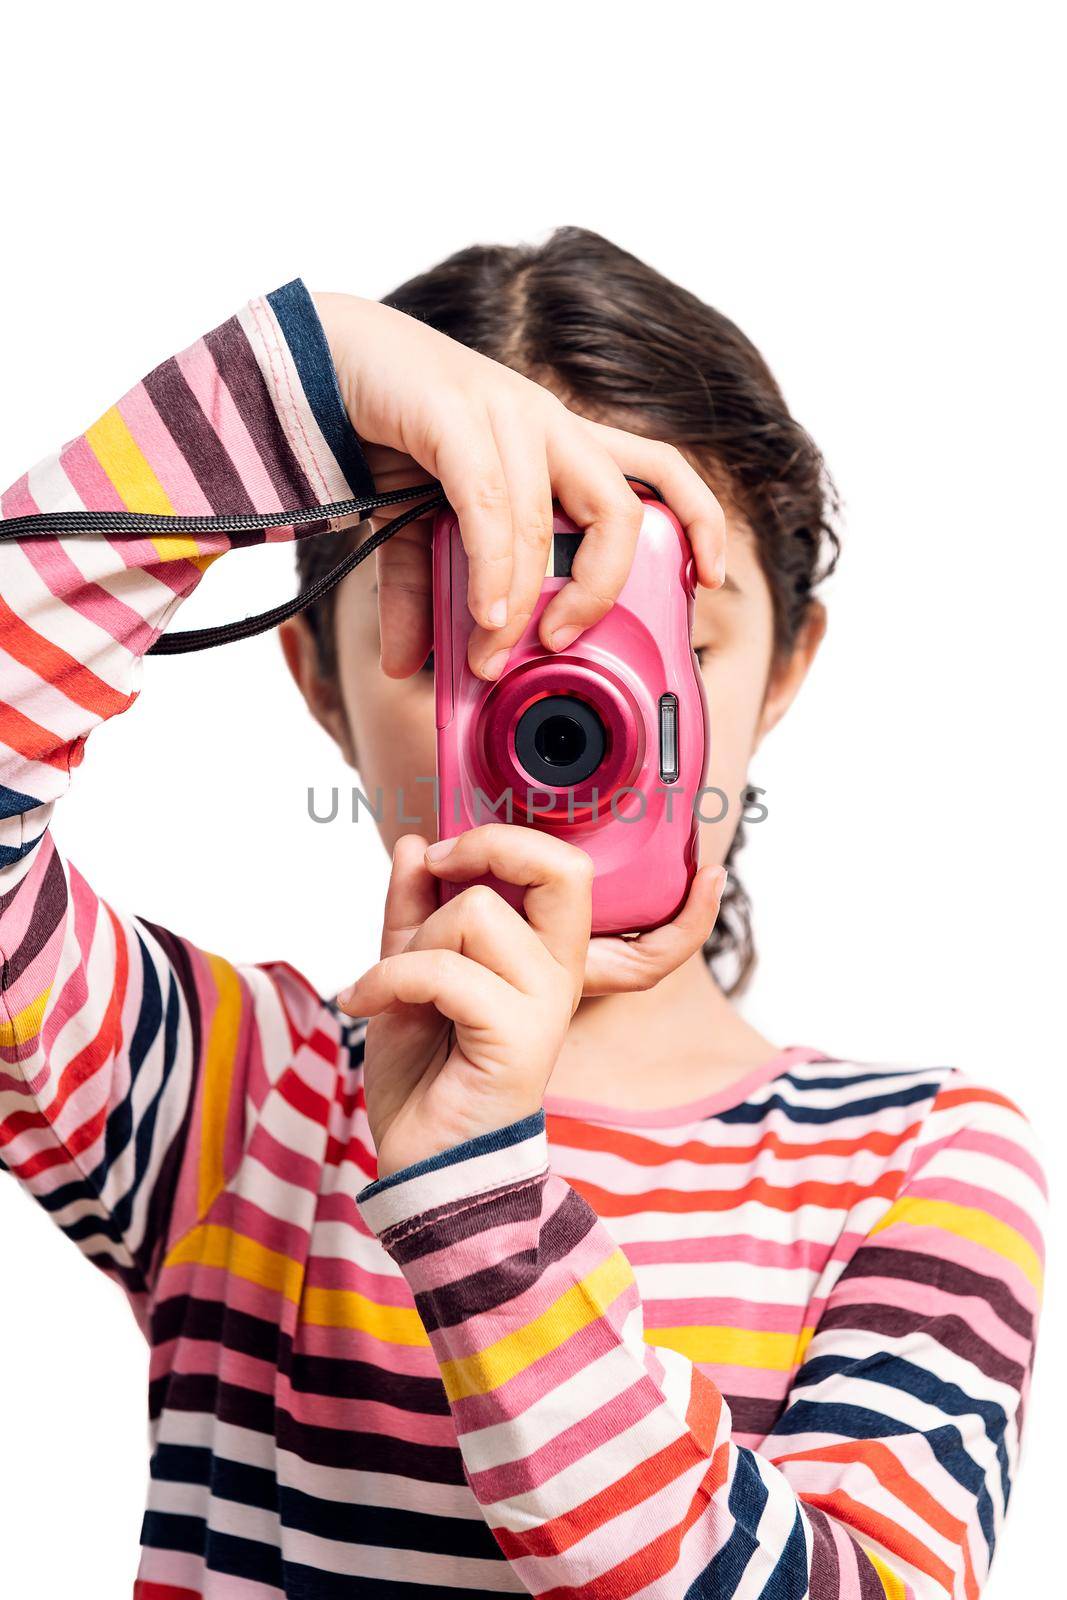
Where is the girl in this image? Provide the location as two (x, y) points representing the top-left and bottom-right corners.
(0, 231), (1044, 1599)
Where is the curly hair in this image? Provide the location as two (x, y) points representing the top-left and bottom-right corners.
(296, 227), (840, 992)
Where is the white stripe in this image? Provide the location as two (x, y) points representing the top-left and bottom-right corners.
(358, 1127), (549, 1236)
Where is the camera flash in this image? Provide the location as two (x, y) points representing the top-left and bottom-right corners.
(658, 694), (679, 783)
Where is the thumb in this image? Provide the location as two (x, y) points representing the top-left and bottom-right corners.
(379, 834), (438, 958)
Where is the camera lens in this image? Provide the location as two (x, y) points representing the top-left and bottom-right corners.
(534, 714), (586, 768)
(514, 695), (606, 787)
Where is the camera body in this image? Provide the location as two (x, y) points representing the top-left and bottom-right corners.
(432, 495), (709, 936)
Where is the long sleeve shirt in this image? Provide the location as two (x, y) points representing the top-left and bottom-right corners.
(0, 282), (1047, 1600)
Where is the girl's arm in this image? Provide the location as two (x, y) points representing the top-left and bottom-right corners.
(1, 285), (723, 1315)
(0, 281), (372, 1310)
(350, 835), (1046, 1599)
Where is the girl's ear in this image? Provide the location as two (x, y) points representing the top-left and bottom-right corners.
(279, 615), (358, 766)
(754, 600), (827, 748)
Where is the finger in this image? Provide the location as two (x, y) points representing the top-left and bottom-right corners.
(583, 865), (727, 996)
(403, 882), (557, 996)
(339, 947), (515, 1031)
(424, 824), (592, 978)
(538, 431), (643, 648)
(580, 419), (727, 590)
(379, 834), (437, 958)
(433, 415), (514, 632)
(375, 526), (434, 679)
(466, 409), (555, 681)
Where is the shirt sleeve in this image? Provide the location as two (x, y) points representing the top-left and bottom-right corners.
(356, 1076), (1046, 1598)
(0, 281), (372, 1318)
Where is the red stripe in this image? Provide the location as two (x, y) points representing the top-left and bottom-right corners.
(523, 1443), (732, 1599)
(548, 1114), (924, 1170)
(134, 1583), (202, 1600)
(0, 698), (81, 772)
(494, 1428), (714, 1563)
(570, 1169), (904, 1219)
(802, 1489), (954, 1592)
(0, 591), (135, 719)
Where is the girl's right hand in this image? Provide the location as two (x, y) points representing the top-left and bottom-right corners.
(313, 292), (726, 681)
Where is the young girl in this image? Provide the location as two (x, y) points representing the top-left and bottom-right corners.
(0, 230), (1044, 1599)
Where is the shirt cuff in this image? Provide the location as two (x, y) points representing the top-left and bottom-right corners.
(261, 279), (376, 502)
(356, 1111), (549, 1241)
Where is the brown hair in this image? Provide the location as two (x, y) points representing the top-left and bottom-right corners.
(296, 227), (839, 991)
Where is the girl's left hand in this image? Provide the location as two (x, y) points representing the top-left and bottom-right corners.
(338, 826), (593, 1180)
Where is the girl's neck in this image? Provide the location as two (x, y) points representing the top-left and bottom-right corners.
(546, 948), (779, 1114)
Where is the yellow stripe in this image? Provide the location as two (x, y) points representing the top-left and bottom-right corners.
(646, 1323), (816, 1371)
(867, 1549), (907, 1599)
(196, 954), (244, 1216)
(161, 1227), (429, 1344)
(164, 1223), (305, 1302)
(871, 1195), (1043, 1294)
(301, 1287), (429, 1345)
(0, 986), (50, 1048)
(86, 407), (202, 564)
(438, 1249), (633, 1403)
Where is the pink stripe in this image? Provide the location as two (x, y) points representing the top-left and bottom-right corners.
(467, 1373), (665, 1504)
(622, 1232), (835, 1273)
(1, 473), (38, 517)
(906, 1174), (1045, 1259)
(18, 534), (175, 651)
(117, 382), (214, 515)
(58, 436), (126, 512)
(954, 1125), (1047, 1194)
(303, 1256), (416, 1306)
(642, 1296), (807, 1335)
(293, 1318), (437, 1372)
(203, 1188), (310, 1264)
(245, 1121), (323, 1197)
(174, 341), (285, 512)
(878, 1222), (1042, 1310)
(449, 1293), (640, 1437)
(274, 1377), (457, 1448)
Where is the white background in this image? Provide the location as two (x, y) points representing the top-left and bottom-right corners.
(1, 3), (1063, 1594)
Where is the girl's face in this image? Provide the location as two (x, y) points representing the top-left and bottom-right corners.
(283, 513), (824, 874)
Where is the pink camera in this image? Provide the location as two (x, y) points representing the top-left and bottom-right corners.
(432, 494), (710, 936)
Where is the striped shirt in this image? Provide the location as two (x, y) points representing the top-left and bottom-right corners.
(0, 282), (1046, 1599)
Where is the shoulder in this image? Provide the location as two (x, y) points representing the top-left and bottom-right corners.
(778, 1054), (1046, 1197)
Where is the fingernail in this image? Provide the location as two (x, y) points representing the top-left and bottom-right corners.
(481, 647), (510, 680)
(549, 624), (581, 652)
(713, 866), (729, 897)
(425, 837), (457, 862)
(714, 554), (727, 587)
(487, 598), (508, 628)
(336, 980), (360, 1009)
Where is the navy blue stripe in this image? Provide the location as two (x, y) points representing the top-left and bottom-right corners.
(719, 1080), (941, 1125)
(358, 1110), (547, 1204)
(266, 280), (375, 500)
(0, 832), (43, 868)
(775, 1381), (1001, 1558)
(0, 781), (40, 819)
(686, 1448), (767, 1597)
(781, 1066), (947, 1093)
(762, 1506), (810, 1600)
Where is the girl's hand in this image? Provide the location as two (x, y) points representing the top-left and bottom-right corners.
(313, 293), (726, 681)
(336, 828), (728, 1178)
(338, 826), (593, 1180)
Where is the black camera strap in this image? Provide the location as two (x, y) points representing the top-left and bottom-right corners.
(0, 476), (660, 656)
